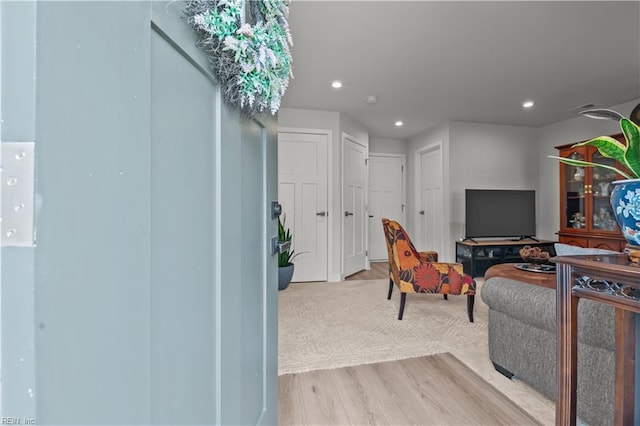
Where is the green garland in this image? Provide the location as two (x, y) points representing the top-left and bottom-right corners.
(185, 0), (293, 117)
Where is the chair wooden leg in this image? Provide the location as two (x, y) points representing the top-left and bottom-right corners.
(398, 292), (406, 320)
(467, 294), (475, 323)
(387, 279), (393, 300)
(443, 294), (448, 300)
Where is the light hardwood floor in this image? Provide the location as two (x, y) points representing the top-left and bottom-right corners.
(279, 352), (541, 425)
(345, 261), (388, 281)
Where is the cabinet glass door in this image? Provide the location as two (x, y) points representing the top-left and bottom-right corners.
(590, 151), (619, 232)
(563, 151), (586, 230)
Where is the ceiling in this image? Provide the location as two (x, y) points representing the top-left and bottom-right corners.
(280, 1), (640, 139)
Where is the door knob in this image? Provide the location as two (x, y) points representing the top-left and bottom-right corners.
(419, 210), (425, 215)
(345, 211), (354, 217)
(271, 201), (282, 219)
(316, 211), (327, 217)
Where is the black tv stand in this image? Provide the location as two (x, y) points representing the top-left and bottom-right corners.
(455, 239), (555, 278)
(511, 236), (540, 242)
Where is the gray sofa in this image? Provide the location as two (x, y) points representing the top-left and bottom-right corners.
(481, 276), (615, 426)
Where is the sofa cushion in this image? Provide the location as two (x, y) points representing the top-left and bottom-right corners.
(482, 277), (556, 332)
(481, 277), (614, 351)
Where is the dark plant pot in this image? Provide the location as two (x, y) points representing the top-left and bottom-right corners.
(610, 179), (640, 247)
(278, 263), (295, 291)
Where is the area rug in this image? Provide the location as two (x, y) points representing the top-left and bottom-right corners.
(279, 278), (487, 374)
(279, 278), (556, 425)
(279, 352), (541, 425)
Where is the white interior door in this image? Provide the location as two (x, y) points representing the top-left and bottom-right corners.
(368, 154), (405, 260)
(343, 136), (367, 277)
(418, 145), (444, 255)
(278, 131), (328, 282)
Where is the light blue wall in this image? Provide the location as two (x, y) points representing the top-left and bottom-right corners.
(34, 2), (154, 422)
(2, 1), (277, 424)
(1, 1), (38, 419)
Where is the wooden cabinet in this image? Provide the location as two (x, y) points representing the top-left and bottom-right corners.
(556, 135), (626, 252)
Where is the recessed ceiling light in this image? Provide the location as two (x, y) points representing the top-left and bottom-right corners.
(395, 121), (403, 127)
(522, 100), (535, 108)
(331, 80), (342, 89)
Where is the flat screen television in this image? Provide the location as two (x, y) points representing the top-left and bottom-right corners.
(464, 189), (536, 239)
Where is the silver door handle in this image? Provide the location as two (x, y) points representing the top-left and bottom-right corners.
(345, 211), (354, 217)
(277, 240), (290, 254)
(316, 211), (327, 217)
(419, 210), (425, 215)
(271, 236), (291, 255)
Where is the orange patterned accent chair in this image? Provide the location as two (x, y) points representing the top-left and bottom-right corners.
(381, 218), (438, 293)
(381, 218), (476, 322)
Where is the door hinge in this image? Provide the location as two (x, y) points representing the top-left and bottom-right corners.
(1, 142), (36, 247)
(401, 165), (404, 172)
(402, 204), (405, 211)
(366, 250), (368, 256)
(365, 158), (368, 165)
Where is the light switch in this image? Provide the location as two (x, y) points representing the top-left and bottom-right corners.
(1, 142), (35, 247)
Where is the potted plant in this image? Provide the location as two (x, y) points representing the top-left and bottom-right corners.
(278, 216), (300, 290)
(549, 106), (640, 248)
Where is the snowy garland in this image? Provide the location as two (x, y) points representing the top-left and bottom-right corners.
(185, 0), (293, 117)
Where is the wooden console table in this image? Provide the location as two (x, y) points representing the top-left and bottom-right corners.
(554, 254), (640, 425)
(484, 263), (556, 289)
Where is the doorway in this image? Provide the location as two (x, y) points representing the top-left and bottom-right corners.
(368, 154), (405, 261)
(415, 142), (445, 257)
(342, 134), (368, 277)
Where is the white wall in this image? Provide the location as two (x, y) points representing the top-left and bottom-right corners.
(340, 114), (369, 148)
(450, 122), (539, 248)
(537, 98), (640, 240)
(278, 107), (339, 135)
(280, 98), (640, 272)
(277, 107), (369, 281)
(408, 121), (538, 261)
(370, 138), (408, 155)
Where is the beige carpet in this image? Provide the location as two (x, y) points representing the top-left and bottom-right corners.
(278, 279), (556, 425)
(279, 352), (541, 425)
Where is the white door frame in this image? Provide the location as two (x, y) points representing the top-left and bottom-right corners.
(414, 140), (451, 260)
(277, 126), (332, 282)
(341, 132), (368, 277)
